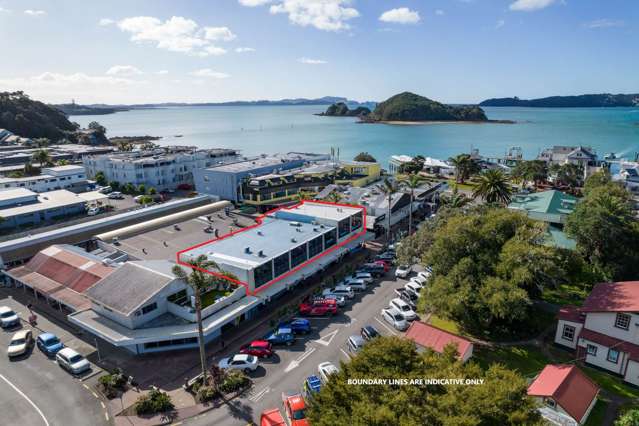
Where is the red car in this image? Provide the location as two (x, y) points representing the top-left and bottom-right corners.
(240, 340), (273, 358)
(374, 260), (390, 272)
(299, 299), (337, 316)
(282, 392), (309, 426)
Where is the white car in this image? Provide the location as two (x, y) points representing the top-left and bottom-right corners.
(56, 348), (90, 375)
(395, 265), (412, 279)
(0, 306), (19, 328)
(318, 361), (340, 383)
(381, 307), (409, 331)
(414, 271), (431, 284)
(319, 294), (347, 307)
(108, 191), (123, 199)
(7, 330), (33, 357)
(349, 272), (373, 284)
(405, 281), (422, 298)
(97, 186), (112, 194)
(87, 206), (100, 216)
(342, 278), (367, 291)
(218, 354), (259, 373)
(390, 298), (417, 321)
(323, 286), (354, 299)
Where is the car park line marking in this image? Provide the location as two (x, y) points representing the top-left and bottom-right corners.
(100, 401), (106, 409)
(374, 317), (398, 336)
(0, 373), (50, 426)
(285, 347), (316, 372)
(105, 412), (109, 421)
(82, 384), (90, 390)
(340, 348), (351, 360)
(313, 329), (339, 346)
(248, 386), (270, 402)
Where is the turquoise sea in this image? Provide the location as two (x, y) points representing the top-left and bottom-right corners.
(72, 105), (639, 167)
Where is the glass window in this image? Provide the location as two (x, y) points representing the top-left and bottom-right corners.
(254, 262), (273, 288)
(351, 212), (363, 232)
(562, 325), (575, 341)
(141, 302), (157, 315)
(323, 229), (337, 249)
(308, 236), (323, 258)
(290, 244), (308, 268)
(586, 345), (597, 356)
(338, 218), (350, 238)
(607, 348), (620, 363)
(273, 253), (289, 277)
(615, 313), (631, 330)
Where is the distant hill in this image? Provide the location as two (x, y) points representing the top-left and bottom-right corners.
(317, 102), (371, 117)
(366, 92), (488, 122)
(54, 103), (129, 116)
(0, 91), (78, 140)
(480, 93), (639, 108)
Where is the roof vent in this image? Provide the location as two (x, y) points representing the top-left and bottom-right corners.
(291, 238), (297, 243)
(313, 227), (318, 232)
(258, 250), (265, 257)
(244, 247), (251, 254)
(289, 221), (302, 227)
(296, 228), (302, 232)
(257, 230), (263, 236)
(320, 224), (325, 229)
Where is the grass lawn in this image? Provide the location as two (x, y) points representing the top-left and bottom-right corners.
(474, 344), (553, 378)
(541, 283), (589, 307)
(429, 315), (461, 335)
(201, 289), (232, 308)
(446, 179), (477, 191)
(581, 366), (639, 399)
(584, 399), (608, 426)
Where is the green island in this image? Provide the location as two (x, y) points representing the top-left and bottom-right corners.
(480, 93), (639, 108)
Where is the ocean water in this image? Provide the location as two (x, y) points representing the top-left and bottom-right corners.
(71, 105), (639, 167)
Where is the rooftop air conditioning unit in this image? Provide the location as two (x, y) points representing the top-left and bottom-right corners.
(257, 230), (264, 236)
(244, 247), (251, 254)
(291, 238), (297, 243)
(289, 221), (302, 227)
(258, 250), (265, 257)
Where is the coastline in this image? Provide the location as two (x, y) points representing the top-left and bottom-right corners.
(366, 119), (516, 126)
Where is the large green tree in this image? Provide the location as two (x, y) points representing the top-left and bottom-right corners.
(448, 154), (480, 184)
(353, 152), (377, 163)
(306, 336), (542, 426)
(472, 169), (513, 205)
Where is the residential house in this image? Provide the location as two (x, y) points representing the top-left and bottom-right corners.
(388, 155), (414, 174)
(404, 321), (474, 362)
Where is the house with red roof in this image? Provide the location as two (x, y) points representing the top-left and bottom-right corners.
(555, 281), (639, 387)
(527, 364), (599, 425)
(405, 321), (473, 362)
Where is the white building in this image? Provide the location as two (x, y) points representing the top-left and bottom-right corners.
(83, 147), (239, 191)
(0, 165), (88, 193)
(388, 155), (414, 174)
(555, 281), (639, 387)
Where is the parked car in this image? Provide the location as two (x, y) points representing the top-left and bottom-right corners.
(265, 328), (295, 346)
(359, 263), (385, 277)
(395, 288), (418, 311)
(97, 186), (112, 194)
(381, 307), (409, 331)
(395, 265), (412, 278)
(303, 375), (322, 398)
(86, 206), (100, 216)
(240, 340), (273, 358)
(218, 354), (259, 372)
(341, 278), (367, 291)
(322, 286), (354, 299)
(375, 252), (395, 263)
(260, 409), (286, 426)
(108, 191), (123, 199)
(299, 299), (337, 316)
(279, 318), (311, 335)
(348, 272), (373, 283)
(414, 271), (431, 284)
(0, 306), (19, 328)
(318, 293), (346, 307)
(405, 281), (423, 298)
(282, 392), (309, 426)
(360, 325), (380, 341)
(390, 298), (417, 321)
(347, 335), (366, 353)
(318, 361), (339, 383)
(7, 330), (34, 357)
(36, 332), (64, 356)
(373, 260), (390, 272)
(56, 348), (90, 375)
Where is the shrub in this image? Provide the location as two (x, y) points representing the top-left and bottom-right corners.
(195, 385), (218, 403)
(134, 389), (174, 416)
(219, 370), (249, 394)
(98, 369), (127, 398)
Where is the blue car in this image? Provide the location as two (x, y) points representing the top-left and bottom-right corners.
(36, 332), (64, 356)
(303, 375), (322, 398)
(265, 327), (295, 346)
(279, 318), (311, 335)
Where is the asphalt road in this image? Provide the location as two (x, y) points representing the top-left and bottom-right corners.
(184, 269), (413, 426)
(0, 298), (110, 426)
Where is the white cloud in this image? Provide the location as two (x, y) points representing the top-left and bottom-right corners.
(509, 0), (556, 12)
(379, 8), (421, 25)
(298, 57), (327, 64)
(203, 26), (236, 41)
(269, 0), (359, 32)
(584, 19), (624, 29)
(235, 47), (256, 53)
(239, 0), (272, 6)
(106, 65), (143, 76)
(24, 9), (46, 16)
(435, 9), (445, 16)
(495, 19), (505, 29)
(99, 18), (115, 26)
(0, 7), (10, 13)
(115, 16), (232, 57)
(189, 69), (230, 78)
(155, 70), (169, 75)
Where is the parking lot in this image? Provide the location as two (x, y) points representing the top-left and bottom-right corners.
(184, 258), (420, 426)
(0, 294), (111, 426)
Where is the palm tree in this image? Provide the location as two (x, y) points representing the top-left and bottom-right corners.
(472, 169), (513, 205)
(172, 255), (236, 385)
(32, 149), (53, 166)
(441, 185), (471, 209)
(380, 178), (401, 241)
(448, 154), (480, 184)
(398, 173), (424, 235)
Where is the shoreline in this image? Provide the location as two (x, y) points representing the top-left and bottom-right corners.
(362, 119), (516, 126)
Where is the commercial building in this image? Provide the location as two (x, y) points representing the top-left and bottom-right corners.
(83, 147), (240, 191)
(0, 165), (89, 193)
(335, 161), (381, 187)
(388, 155), (413, 174)
(194, 152), (330, 202)
(0, 144), (114, 166)
(68, 201), (368, 354)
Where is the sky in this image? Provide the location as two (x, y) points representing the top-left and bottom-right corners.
(0, 0), (637, 104)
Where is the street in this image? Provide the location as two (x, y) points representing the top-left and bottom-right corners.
(0, 296), (110, 426)
(183, 268), (413, 426)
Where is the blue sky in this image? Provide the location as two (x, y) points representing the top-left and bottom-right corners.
(0, 0), (636, 104)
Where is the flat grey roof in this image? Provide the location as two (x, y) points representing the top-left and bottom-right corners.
(206, 156), (294, 173)
(284, 202), (361, 221)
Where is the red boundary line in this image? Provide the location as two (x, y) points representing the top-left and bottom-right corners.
(176, 200), (367, 296)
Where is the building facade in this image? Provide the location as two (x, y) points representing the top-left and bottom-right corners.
(388, 155), (413, 174)
(0, 165), (88, 193)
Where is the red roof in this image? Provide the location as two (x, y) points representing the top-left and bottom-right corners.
(557, 305), (584, 323)
(581, 281), (639, 313)
(528, 364), (599, 423)
(405, 321), (472, 358)
(580, 328), (639, 362)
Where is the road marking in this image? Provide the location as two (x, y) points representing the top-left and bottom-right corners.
(0, 373), (50, 426)
(91, 391), (99, 399)
(340, 348), (351, 360)
(82, 384), (90, 390)
(248, 386), (270, 402)
(285, 347), (316, 372)
(100, 401), (106, 409)
(374, 317), (398, 336)
(313, 329), (339, 346)
(105, 412), (109, 421)
(344, 317), (357, 327)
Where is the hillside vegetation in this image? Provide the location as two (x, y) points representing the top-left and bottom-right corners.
(368, 92), (487, 122)
(480, 93), (639, 108)
(319, 102), (371, 117)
